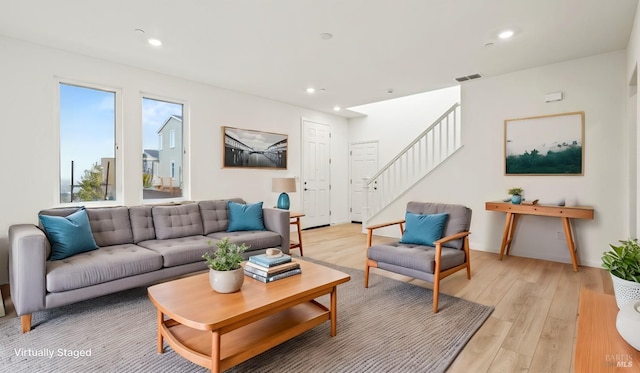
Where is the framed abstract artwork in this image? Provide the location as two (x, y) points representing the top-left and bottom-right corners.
(222, 126), (288, 169)
(504, 111), (585, 175)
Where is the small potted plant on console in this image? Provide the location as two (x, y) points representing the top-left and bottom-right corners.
(203, 237), (248, 293)
(508, 187), (523, 205)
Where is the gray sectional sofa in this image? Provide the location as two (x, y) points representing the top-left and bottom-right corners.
(8, 198), (290, 333)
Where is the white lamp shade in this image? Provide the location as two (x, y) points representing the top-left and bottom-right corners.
(272, 177), (296, 193)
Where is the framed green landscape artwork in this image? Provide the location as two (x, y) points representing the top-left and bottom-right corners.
(504, 111), (585, 175)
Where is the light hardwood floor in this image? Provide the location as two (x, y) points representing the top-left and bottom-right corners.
(298, 223), (613, 373)
(0, 223), (612, 372)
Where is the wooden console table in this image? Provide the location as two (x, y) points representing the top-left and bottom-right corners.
(485, 201), (594, 272)
(575, 289), (640, 372)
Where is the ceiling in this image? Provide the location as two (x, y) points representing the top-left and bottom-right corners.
(1, 0), (637, 118)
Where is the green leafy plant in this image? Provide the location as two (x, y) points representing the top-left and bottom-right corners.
(508, 187), (523, 196)
(602, 239), (640, 282)
(202, 237), (248, 271)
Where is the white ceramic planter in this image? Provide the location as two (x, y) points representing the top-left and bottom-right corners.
(616, 300), (640, 351)
(209, 268), (244, 293)
(611, 273), (640, 309)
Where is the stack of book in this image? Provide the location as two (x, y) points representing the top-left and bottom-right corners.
(244, 253), (301, 283)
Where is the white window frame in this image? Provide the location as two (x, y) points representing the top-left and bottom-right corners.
(141, 93), (189, 205)
(170, 160), (175, 178)
(169, 129), (176, 149)
(55, 78), (123, 207)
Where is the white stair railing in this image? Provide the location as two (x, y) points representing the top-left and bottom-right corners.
(363, 103), (462, 224)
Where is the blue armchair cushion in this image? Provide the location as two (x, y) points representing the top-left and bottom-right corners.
(399, 212), (449, 246)
(39, 207), (99, 260)
(227, 201), (266, 232)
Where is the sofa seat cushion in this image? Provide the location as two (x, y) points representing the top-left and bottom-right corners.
(207, 231), (281, 252)
(46, 244), (163, 293)
(367, 243), (465, 274)
(138, 235), (211, 267)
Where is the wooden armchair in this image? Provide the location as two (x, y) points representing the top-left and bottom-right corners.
(364, 202), (472, 313)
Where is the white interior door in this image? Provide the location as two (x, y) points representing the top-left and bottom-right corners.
(302, 120), (331, 229)
(350, 141), (378, 223)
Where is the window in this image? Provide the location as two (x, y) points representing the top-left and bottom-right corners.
(142, 97), (183, 200)
(59, 83), (118, 203)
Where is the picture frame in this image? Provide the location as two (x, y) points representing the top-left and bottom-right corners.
(222, 126), (288, 169)
(504, 111), (585, 175)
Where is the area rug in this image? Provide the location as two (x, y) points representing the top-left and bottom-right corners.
(0, 259), (493, 373)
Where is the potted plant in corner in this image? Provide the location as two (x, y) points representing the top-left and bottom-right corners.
(508, 187), (523, 205)
(602, 239), (640, 350)
(203, 237), (248, 293)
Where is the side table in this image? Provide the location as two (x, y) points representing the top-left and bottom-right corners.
(575, 288), (640, 372)
(289, 212), (305, 256)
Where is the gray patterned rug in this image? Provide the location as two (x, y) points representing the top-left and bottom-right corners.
(0, 259), (493, 372)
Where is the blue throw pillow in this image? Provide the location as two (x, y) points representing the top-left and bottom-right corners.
(399, 212), (449, 246)
(39, 207), (99, 261)
(227, 201), (266, 232)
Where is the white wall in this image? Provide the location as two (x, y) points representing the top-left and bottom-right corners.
(0, 36), (349, 284)
(348, 86), (460, 166)
(355, 51), (628, 269)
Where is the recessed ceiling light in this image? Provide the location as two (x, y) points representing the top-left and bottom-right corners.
(306, 87), (316, 94)
(134, 28), (145, 35)
(498, 30), (514, 39)
(333, 106), (341, 111)
(387, 89), (394, 94)
(320, 33), (333, 40)
(148, 38), (163, 47)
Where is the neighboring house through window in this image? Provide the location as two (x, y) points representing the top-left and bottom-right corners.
(142, 97), (184, 201)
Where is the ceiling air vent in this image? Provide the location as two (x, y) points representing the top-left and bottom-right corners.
(455, 73), (483, 82)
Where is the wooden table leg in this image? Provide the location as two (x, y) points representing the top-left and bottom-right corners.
(295, 217), (303, 256)
(499, 212), (513, 260)
(505, 214), (520, 256)
(157, 310), (164, 354)
(562, 217), (580, 272)
(211, 330), (221, 373)
(330, 286), (337, 337)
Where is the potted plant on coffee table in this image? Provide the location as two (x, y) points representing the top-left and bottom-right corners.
(602, 239), (640, 309)
(203, 237), (248, 293)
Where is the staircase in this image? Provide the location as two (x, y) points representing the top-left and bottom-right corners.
(362, 103), (462, 224)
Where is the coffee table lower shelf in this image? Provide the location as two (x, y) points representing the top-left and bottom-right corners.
(159, 300), (330, 371)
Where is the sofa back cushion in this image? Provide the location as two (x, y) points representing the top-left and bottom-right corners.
(85, 207), (134, 247)
(199, 198), (245, 234)
(129, 206), (155, 243)
(152, 203), (204, 239)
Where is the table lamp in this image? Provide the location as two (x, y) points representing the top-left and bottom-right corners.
(272, 177), (296, 210)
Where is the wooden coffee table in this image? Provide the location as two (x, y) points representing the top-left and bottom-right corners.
(148, 259), (350, 372)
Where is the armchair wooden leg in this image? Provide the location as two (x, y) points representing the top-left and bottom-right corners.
(433, 281), (440, 313)
(21, 314), (32, 333)
(364, 263), (370, 288)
